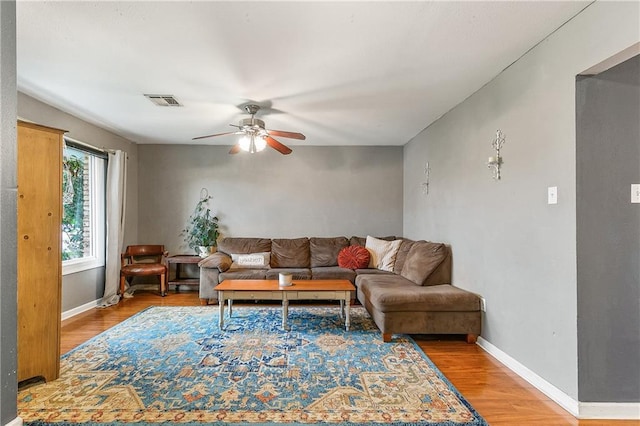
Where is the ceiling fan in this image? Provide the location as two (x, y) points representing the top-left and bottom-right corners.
(193, 104), (306, 155)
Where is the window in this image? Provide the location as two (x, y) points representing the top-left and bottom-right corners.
(62, 141), (106, 275)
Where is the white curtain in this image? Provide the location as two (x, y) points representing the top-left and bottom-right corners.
(99, 150), (127, 307)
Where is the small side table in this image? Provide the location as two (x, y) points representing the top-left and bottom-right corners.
(166, 255), (201, 292)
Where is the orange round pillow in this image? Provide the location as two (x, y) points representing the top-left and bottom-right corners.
(338, 245), (371, 270)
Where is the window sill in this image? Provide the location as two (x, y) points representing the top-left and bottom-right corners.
(62, 257), (105, 276)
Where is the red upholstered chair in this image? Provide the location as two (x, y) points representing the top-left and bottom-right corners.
(120, 245), (168, 297)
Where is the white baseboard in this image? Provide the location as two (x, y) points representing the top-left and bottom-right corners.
(477, 337), (640, 420)
(61, 298), (102, 321)
(5, 416), (23, 426)
(477, 337), (579, 416)
(579, 402), (640, 420)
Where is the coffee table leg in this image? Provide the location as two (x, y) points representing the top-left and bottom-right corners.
(345, 296), (351, 331)
(339, 300), (344, 319)
(229, 299), (233, 317)
(218, 292), (225, 330)
(282, 298), (289, 330)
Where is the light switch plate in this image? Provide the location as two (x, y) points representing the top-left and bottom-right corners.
(632, 184), (640, 203)
(548, 186), (558, 205)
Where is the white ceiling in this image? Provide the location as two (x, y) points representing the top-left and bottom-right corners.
(17, 1), (591, 147)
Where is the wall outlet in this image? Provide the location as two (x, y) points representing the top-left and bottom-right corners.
(632, 184), (640, 203)
(548, 186), (558, 204)
(479, 297), (486, 312)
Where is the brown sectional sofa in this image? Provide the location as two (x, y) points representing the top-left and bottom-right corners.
(198, 236), (481, 342)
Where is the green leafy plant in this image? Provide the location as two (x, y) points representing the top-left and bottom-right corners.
(182, 195), (220, 252)
(62, 154), (86, 260)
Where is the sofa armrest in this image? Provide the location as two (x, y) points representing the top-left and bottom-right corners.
(199, 266), (221, 303)
(198, 252), (232, 271)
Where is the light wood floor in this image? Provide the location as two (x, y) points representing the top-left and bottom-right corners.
(60, 291), (635, 426)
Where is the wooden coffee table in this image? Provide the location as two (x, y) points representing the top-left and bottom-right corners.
(214, 279), (355, 331)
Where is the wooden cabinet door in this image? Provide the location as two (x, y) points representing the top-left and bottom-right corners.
(17, 121), (64, 383)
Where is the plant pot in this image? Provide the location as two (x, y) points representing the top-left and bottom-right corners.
(197, 246), (216, 258)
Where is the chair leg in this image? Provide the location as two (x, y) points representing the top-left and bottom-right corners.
(160, 273), (167, 297)
(119, 275), (126, 296)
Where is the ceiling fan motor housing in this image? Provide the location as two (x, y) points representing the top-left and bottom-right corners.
(239, 118), (266, 133)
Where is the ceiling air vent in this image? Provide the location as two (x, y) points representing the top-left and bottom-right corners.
(144, 94), (182, 107)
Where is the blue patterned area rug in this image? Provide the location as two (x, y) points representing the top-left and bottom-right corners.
(19, 306), (487, 425)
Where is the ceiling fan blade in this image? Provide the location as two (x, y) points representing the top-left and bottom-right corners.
(265, 136), (292, 155)
(266, 129), (306, 140)
(192, 131), (236, 141)
(229, 144), (241, 154)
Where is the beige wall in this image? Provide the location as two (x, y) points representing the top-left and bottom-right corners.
(403, 1), (639, 403)
(137, 144), (403, 254)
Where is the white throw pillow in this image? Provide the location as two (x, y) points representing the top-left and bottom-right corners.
(365, 236), (402, 272)
(230, 252), (271, 269)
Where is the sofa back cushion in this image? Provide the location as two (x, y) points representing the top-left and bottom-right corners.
(349, 235), (395, 248)
(422, 246), (452, 286)
(310, 237), (349, 268)
(218, 238), (272, 256)
(400, 241), (451, 286)
(393, 238), (416, 274)
(271, 238), (310, 268)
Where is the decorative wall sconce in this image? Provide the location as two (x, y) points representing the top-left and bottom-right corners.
(421, 162), (431, 195)
(487, 130), (506, 180)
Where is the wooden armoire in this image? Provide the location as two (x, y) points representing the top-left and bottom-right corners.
(17, 120), (65, 384)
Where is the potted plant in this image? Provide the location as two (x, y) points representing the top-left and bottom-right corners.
(183, 194), (220, 257)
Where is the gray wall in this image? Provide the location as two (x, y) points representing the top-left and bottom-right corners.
(138, 145), (403, 253)
(403, 1), (639, 400)
(0, 1), (17, 424)
(576, 55), (640, 402)
(17, 93), (139, 312)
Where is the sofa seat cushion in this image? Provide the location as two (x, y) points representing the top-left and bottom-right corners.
(271, 238), (310, 268)
(310, 237), (348, 268)
(219, 269), (267, 281)
(265, 268), (312, 280)
(356, 275), (480, 313)
(311, 266), (356, 282)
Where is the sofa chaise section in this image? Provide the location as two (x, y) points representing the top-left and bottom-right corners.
(356, 239), (481, 342)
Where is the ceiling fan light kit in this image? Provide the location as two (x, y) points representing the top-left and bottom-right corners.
(193, 104), (305, 155)
(238, 134), (267, 153)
